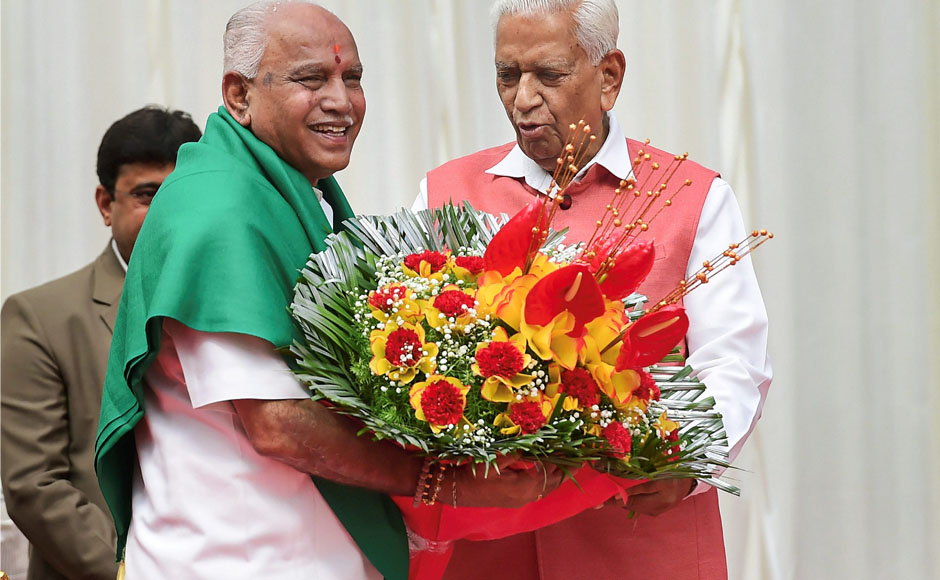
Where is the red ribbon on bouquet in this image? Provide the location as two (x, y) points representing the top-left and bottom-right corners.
(393, 466), (642, 580)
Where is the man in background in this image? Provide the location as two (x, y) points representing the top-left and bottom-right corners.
(417, 0), (772, 578)
(1, 105), (201, 580)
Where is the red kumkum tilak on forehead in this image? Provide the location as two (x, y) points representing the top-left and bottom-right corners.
(333, 43), (341, 64)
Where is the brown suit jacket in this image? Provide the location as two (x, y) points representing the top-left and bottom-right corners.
(1, 245), (122, 580)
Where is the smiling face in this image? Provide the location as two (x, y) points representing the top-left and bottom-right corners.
(228, 4), (365, 184)
(494, 9), (623, 172)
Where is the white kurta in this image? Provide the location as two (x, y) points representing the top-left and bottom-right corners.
(122, 193), (381, 580)
(126, 319), (380, 579)
(125, 189), (376, 579)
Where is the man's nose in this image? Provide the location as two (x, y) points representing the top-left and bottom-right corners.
(513, 74), (542, 113)
(321, 79), (353, 113)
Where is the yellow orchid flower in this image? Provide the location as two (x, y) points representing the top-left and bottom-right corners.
(588, 362), (641, 405)
(581, 301), (627, 366)
(654, 410), (679, 439)
(520, 309), (581, 370)
(476, 254), (556, 324)
(477, 271), (540, 331)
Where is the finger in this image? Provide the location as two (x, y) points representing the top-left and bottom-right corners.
(625, 494), (663, 516)
(625, 489), (662, 509)
(625, 480), (660, 495)
(538, 462), (559, 475)
(624, 487), (659, 499)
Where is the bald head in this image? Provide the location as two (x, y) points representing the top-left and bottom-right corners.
(221, 1), (365, 185)
(224, 1), (344, 80)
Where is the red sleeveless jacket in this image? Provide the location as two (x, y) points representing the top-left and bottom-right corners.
(426, 139), (729, 580)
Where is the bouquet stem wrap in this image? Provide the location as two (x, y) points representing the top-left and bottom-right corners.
(395, 467), (641, 580)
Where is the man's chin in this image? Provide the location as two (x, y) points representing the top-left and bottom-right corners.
(518, 140), (561, 169)
(300, 151), (353, 179)
(520, 148), (560, 172)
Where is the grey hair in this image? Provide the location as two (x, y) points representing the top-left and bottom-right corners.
(223, 0), (316, 79)
(490, 0), (619, 65)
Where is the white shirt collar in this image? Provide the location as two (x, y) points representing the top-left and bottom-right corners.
(111, 238), (129, 272)
(485, 112), (633, 195)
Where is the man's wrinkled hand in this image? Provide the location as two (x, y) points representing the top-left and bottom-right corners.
(452, 461), (564, 508)
(605, 479), (695, 517)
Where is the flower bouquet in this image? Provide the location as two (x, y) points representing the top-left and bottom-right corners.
(290, 128), (770, 578)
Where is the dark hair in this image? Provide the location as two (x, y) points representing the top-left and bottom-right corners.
(96, 105), (202, 194)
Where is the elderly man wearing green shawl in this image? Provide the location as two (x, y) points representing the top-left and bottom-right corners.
(94, 2), (558, 579)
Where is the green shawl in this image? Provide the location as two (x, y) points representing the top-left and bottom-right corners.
(95, 107), (408, 579)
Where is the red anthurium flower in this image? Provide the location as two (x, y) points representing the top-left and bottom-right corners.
(597, 240), (655, 301)
(484, 197), (550, 276)
(524, 264), (605, 338)
(615, 304), (689, 370)
(581, 235), (617, 273)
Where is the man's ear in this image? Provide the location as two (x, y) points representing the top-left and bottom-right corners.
(95, 185), (113, 227)
(222, 71), (253, 126)
(599, 49), (626, 112)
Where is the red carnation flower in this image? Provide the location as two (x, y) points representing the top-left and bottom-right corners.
(368, 284), (407, 311)
(433, 290), (475, 318)
(665, 429), (681, 460)
(454, 255), (485, 274)
(602, 422), (632, 458)
(559, 367), (600, 407)
(476, 341), (525, 378)
(508, 401), (546, 434)
(384, 327), (423, 367)
(420, 379), (466, 426)
(404, 250), (448, 273)
(633, 370), (661, 402)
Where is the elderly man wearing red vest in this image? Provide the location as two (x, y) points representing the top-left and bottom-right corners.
(414, 1), (772, 578)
